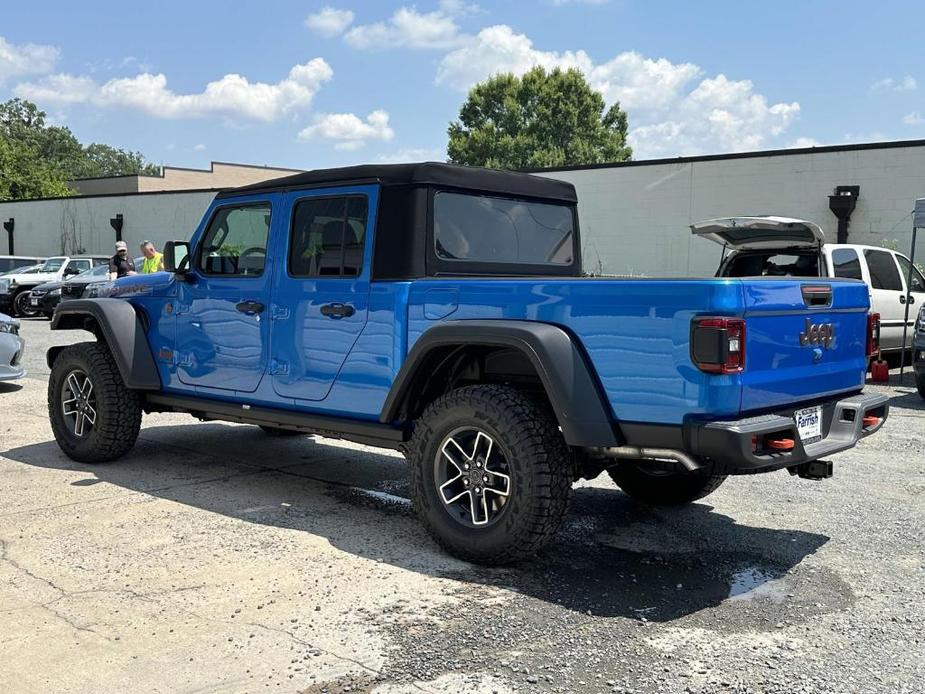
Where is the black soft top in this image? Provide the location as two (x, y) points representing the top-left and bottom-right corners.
(217, 161), (577, 203)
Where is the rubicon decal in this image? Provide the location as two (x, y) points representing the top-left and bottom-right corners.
(799, 317), (835, 348)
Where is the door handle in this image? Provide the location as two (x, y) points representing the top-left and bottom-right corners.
(909, 295), (916, 305)
(235, 300), (265, 315)
(320, 302), (355, 319)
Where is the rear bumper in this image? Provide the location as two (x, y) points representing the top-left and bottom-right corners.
(687, 392), (889, 474)
(0, 334), (26, 380)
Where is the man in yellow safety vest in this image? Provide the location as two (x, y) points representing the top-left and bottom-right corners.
(139, 241), (164, 274)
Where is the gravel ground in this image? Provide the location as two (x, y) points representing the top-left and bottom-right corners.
(1, 317), (923, 694)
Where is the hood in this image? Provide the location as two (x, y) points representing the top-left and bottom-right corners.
(690, 216), (825, 250)
(33, 281), (64, 292)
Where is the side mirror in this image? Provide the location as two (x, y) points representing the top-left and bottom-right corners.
(163, 240), (191, 274)
(63, 268), (78, 277)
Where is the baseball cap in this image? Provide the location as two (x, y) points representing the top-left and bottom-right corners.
(114, 240), (128, 251)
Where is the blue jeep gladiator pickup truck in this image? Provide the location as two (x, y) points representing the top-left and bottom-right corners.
(46, 163), (889, 564)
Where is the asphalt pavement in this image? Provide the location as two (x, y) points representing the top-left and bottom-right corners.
(1, 317), (923, 694)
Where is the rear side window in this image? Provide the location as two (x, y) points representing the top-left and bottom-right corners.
(831, 248), (862, 280)
(723, 251), (819, 277)
(288, 195), (368, 278)
(896, 254), (925, 293)
(199, 203), (271, 276)
(864, 249), (903, 290)
(433, 192), (574, 266)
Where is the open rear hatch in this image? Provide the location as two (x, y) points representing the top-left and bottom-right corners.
(691, 216), (825, 250)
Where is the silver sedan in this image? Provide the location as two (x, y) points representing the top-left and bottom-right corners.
(0, 313), (25, 381)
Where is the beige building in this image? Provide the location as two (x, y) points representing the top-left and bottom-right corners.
(69, 161), (303, 196)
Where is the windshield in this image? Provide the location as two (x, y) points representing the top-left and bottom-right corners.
(73, 264), (109, 280)
(719, 250), (821, 278)
(39, 257), (67, 272)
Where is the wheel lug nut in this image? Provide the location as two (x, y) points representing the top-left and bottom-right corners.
(482, 475), (489, 483)
(474, 487), (482, 494)
(463, 463), (470, 470)
(463, 478), (470, 486)
(476, 461), (482, 468)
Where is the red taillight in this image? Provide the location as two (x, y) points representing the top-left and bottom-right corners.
(866, 313), (881, 357)
(691, 317), (746, 374)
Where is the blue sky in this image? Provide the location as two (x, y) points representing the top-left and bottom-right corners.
(1, 0), (923, 171)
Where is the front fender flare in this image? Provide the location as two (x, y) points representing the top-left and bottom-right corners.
(380, 320), (619, 447)
(48, 299), (161, 390)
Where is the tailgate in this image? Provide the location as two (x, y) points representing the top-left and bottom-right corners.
(739, 280), (870, 413)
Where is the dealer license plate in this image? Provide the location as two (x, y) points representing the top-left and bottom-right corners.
(794, 405), (822, 442)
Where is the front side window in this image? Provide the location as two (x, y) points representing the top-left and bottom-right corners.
(896, 254), (925, 293)
(199, 203), (271, 276)
(832, 248), (862, 280)
(433, 192), (574, 266)
(864, 249), (903, 291)
(288, 195), (368, 278)
(41, 258), (66, 273)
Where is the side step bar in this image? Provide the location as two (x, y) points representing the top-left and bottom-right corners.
(144, 393), (407, 450)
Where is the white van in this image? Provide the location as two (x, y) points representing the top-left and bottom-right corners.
(692, 216), (925, 352)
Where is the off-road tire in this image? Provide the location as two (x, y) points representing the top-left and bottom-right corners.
(48, 342), (143, 463)
(259, 425), (304, 437)
(608, 463), (727, 506)
(406, 384), (572, 565)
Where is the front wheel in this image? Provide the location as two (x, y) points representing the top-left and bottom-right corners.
(48, 342), (143, 463)
(406, 384), (572, 565)
(608, 463), (727, 506)
(13, 290), (38, 318)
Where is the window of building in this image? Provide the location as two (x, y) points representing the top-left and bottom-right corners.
(199, 203), (271, 276)
(288, 196), (368, 278)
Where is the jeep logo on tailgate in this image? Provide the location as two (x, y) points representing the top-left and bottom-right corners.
(799, 317), (834, 347)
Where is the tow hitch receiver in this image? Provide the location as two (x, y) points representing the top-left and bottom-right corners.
(788, 460), (833, 480)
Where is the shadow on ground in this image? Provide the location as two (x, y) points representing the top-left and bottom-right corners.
(3, 423), (832, 622)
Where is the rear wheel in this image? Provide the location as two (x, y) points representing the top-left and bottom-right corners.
(407, 384), (572, 565)
(48, 342), (142, 463)
(608, 463), (726, 506)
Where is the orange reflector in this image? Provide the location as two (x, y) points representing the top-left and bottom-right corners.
(863, 415), (881, 427)
(766, 438), (795, 451)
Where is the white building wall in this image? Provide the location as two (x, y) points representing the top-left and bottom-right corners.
(0, 191), (217, 257)
(537, 143), (925, 276)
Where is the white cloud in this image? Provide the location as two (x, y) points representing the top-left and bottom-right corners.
(439, 0), (481, 14)
(436, 25), (801, 157)
(903, 112), (924, 126)
(345, 7), (465, 50)
(376, 147), (446, 163)
(193, 143), (207, 151)
(788, 136), (823, 148)
(298, 110), (395, 149)
(870, 75), (917, 92)
(0, 36), (58, 83)
(305, 7), (355, 37)
(15, 59), (333, 122)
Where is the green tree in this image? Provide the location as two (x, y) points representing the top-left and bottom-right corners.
(0, 98), (161, 201)
(447, 67), (632, 170)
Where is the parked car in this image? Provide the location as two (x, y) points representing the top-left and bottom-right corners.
(46, 163), (888, 565)
(32, 264), (114, 316)
(1, 263), (43, 276)
(0, 313), (25, 381)
(0, 255), (109, 317)
(693, 216), (925, 352)
(0, 256), (44, 274)
(914, 306), (925, 398)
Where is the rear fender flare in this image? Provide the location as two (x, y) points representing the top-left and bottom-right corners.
(380, 320), (619, 447)
(48, 299), (160, 390)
